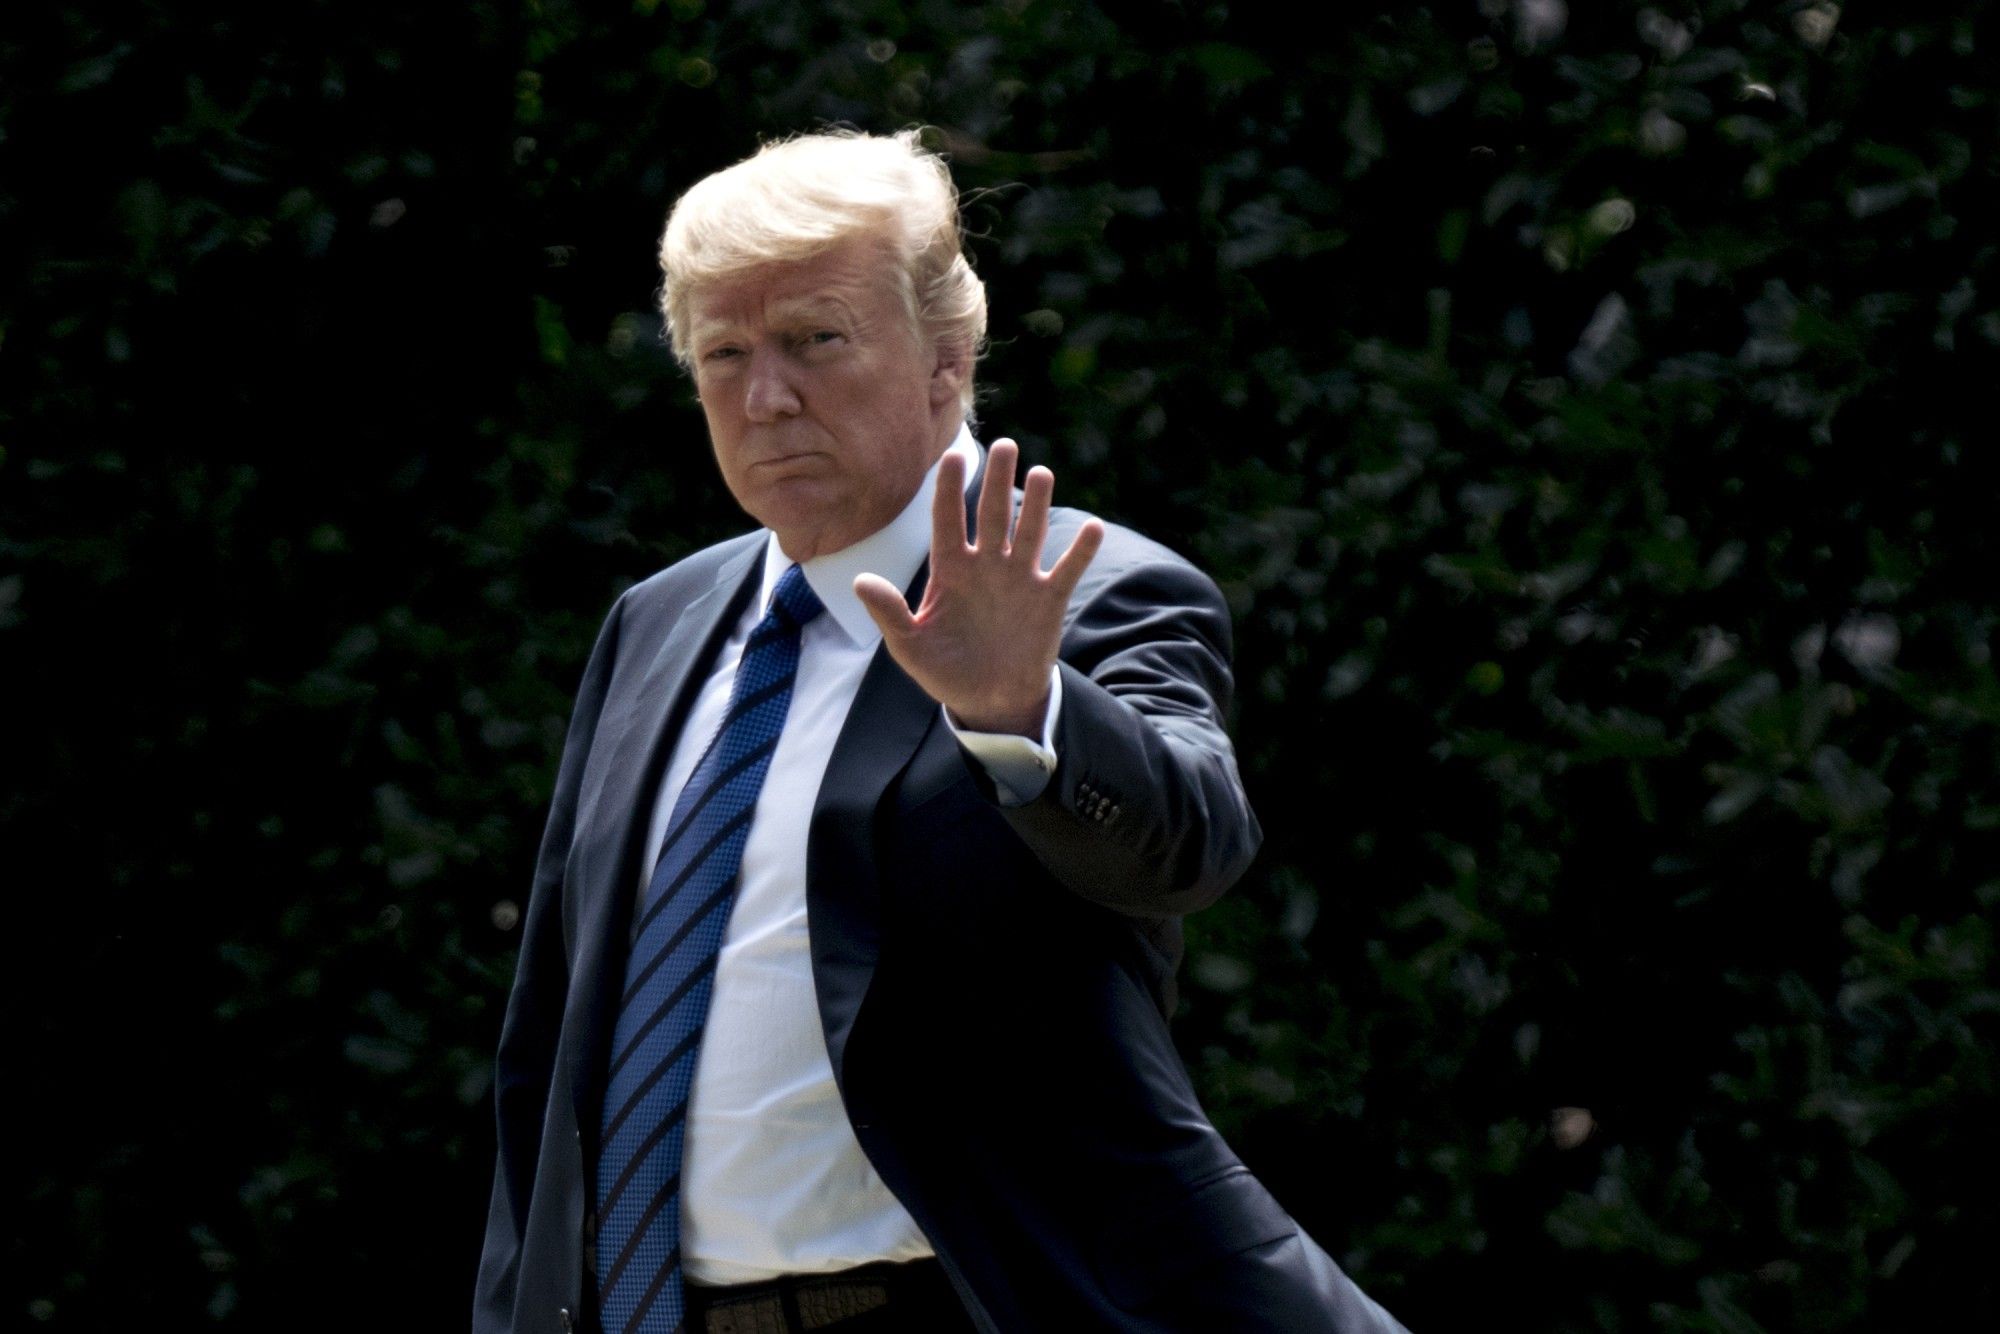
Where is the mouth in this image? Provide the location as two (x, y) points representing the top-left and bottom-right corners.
(748, 451), (824, 470)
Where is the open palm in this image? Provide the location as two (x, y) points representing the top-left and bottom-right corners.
(854, 438), (1104, 737)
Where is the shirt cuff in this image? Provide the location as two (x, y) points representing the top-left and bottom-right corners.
(942, 665), (1063, 807)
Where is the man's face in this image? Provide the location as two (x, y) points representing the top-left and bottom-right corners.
(686, 234), (964, 562)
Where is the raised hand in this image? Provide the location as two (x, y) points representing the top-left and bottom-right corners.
(853, 438), (1104, 738)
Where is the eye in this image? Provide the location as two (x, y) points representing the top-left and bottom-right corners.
(804, 329), (844, 348)
(702, 344), (743, 363)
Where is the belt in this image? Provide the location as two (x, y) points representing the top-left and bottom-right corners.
(681, 1256), (960, 1334)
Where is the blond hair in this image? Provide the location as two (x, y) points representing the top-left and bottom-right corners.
(657, 128), (988, 415)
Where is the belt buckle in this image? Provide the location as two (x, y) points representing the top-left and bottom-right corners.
(701, 1290), (787, 1334)
(699, 1273), (894, 1334)
(796, 1274), (892, 1329)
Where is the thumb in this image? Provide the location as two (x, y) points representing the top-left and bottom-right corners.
(852, 572), (917, 639)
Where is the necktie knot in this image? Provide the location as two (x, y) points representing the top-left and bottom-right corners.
(769, 563), (824, 630)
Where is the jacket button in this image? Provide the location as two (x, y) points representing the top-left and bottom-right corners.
(559, 1309), (574, 1333)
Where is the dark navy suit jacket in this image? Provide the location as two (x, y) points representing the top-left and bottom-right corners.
(474, 452), (1412, 1333)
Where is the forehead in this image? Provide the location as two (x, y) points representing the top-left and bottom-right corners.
(688, 236), (904, 328)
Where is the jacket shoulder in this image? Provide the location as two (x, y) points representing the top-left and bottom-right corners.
(1047, 504), (1201, 570)
(609, 530), (764, 624)
(1046, 506), (1225, 609)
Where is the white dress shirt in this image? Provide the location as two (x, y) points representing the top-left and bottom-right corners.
(637, 424), (1062, 1283)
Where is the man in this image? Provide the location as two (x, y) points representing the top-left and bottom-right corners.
(475, 128), (1411, 1334)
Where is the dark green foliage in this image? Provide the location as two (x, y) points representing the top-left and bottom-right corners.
(5, 1), (1995, 1328)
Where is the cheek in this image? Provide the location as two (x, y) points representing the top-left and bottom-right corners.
(699, 394), (746, 446)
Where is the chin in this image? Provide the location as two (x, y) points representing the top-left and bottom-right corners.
(742, 479), (842, 536)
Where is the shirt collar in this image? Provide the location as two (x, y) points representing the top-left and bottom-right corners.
(756, 421), (980, 647)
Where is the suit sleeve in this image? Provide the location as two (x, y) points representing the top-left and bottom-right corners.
(994, 545), (1262, 918)
(473, 588), (627, 1334)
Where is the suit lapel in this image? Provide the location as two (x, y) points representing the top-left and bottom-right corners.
(569, 537), (763, 1136)
(806, 443), (995, 1104)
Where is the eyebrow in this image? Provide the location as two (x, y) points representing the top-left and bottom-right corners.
(689, 294), (861, 348)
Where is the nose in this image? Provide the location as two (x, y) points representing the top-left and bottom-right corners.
(742, 348), (802, 423)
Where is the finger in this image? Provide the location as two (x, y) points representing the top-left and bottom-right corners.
(853, 572), (920, 640)
(1046, 517), (1105, 600)
(1012, 465), (1054, 569)
(976, 438), (1018, 554)
(932, 448), (969, 559)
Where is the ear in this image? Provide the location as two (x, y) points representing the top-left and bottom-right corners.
(928, 335), (972, 412)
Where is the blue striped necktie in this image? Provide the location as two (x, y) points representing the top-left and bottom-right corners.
(593, 561), (824, 1334)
